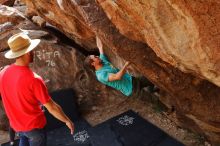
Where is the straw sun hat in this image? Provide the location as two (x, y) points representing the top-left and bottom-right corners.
(5, 33), (41, 59)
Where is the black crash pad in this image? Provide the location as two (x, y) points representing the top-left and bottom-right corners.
(89, 124), (122, 146)
(88, 110), (184, 146)
(47, 119), (91, 146)
(1, 119), (91, 146)
(156, 136), (185, 146)
(45, 88), (80, 131)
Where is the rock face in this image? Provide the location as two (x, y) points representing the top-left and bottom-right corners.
(22, 0), (95, 49)
(0, 0), (15, 6)
(1, 1), (220, 145)
(23, 0), (220, 87)
(97, 0), (220, 86)
(20, 0), (220, 145)
(0, 101), (8, 131)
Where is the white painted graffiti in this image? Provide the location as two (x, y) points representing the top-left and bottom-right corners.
(35, 50), (61, 67)
(117, 115), (135, 126)
(73, 130), (89, 143)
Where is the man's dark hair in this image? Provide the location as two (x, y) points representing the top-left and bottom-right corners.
(84, 56), (95, 71)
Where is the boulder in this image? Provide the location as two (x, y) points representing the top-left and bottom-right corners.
(22, 0), (220, 145)
(0, 0), (15, 6)
(0, 101), (9, 131)
(97, 0), (220, 87)
(0, 4), (40, 52)
(22, 0), (96, 49)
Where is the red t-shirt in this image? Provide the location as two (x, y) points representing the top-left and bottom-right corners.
(0, 64), (51, 132)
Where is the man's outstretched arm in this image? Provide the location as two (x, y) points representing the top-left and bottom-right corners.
(96, 36), (104, 54)
(108, 61), (130, 81)
(44, 99), (74, 134)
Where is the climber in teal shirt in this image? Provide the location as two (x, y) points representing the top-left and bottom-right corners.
(84, 36), (157, 97)
(96, 53), (132, 96)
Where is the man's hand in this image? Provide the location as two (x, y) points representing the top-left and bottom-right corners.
(96, 36), (104, 54)
(44, 99), (75, 135)
(124, 61), (131, 67)
(66, 120), (74, 135)
(108, 61), (131, 81)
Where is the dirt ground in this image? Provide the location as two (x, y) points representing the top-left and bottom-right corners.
(0, 92), (211, 146)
